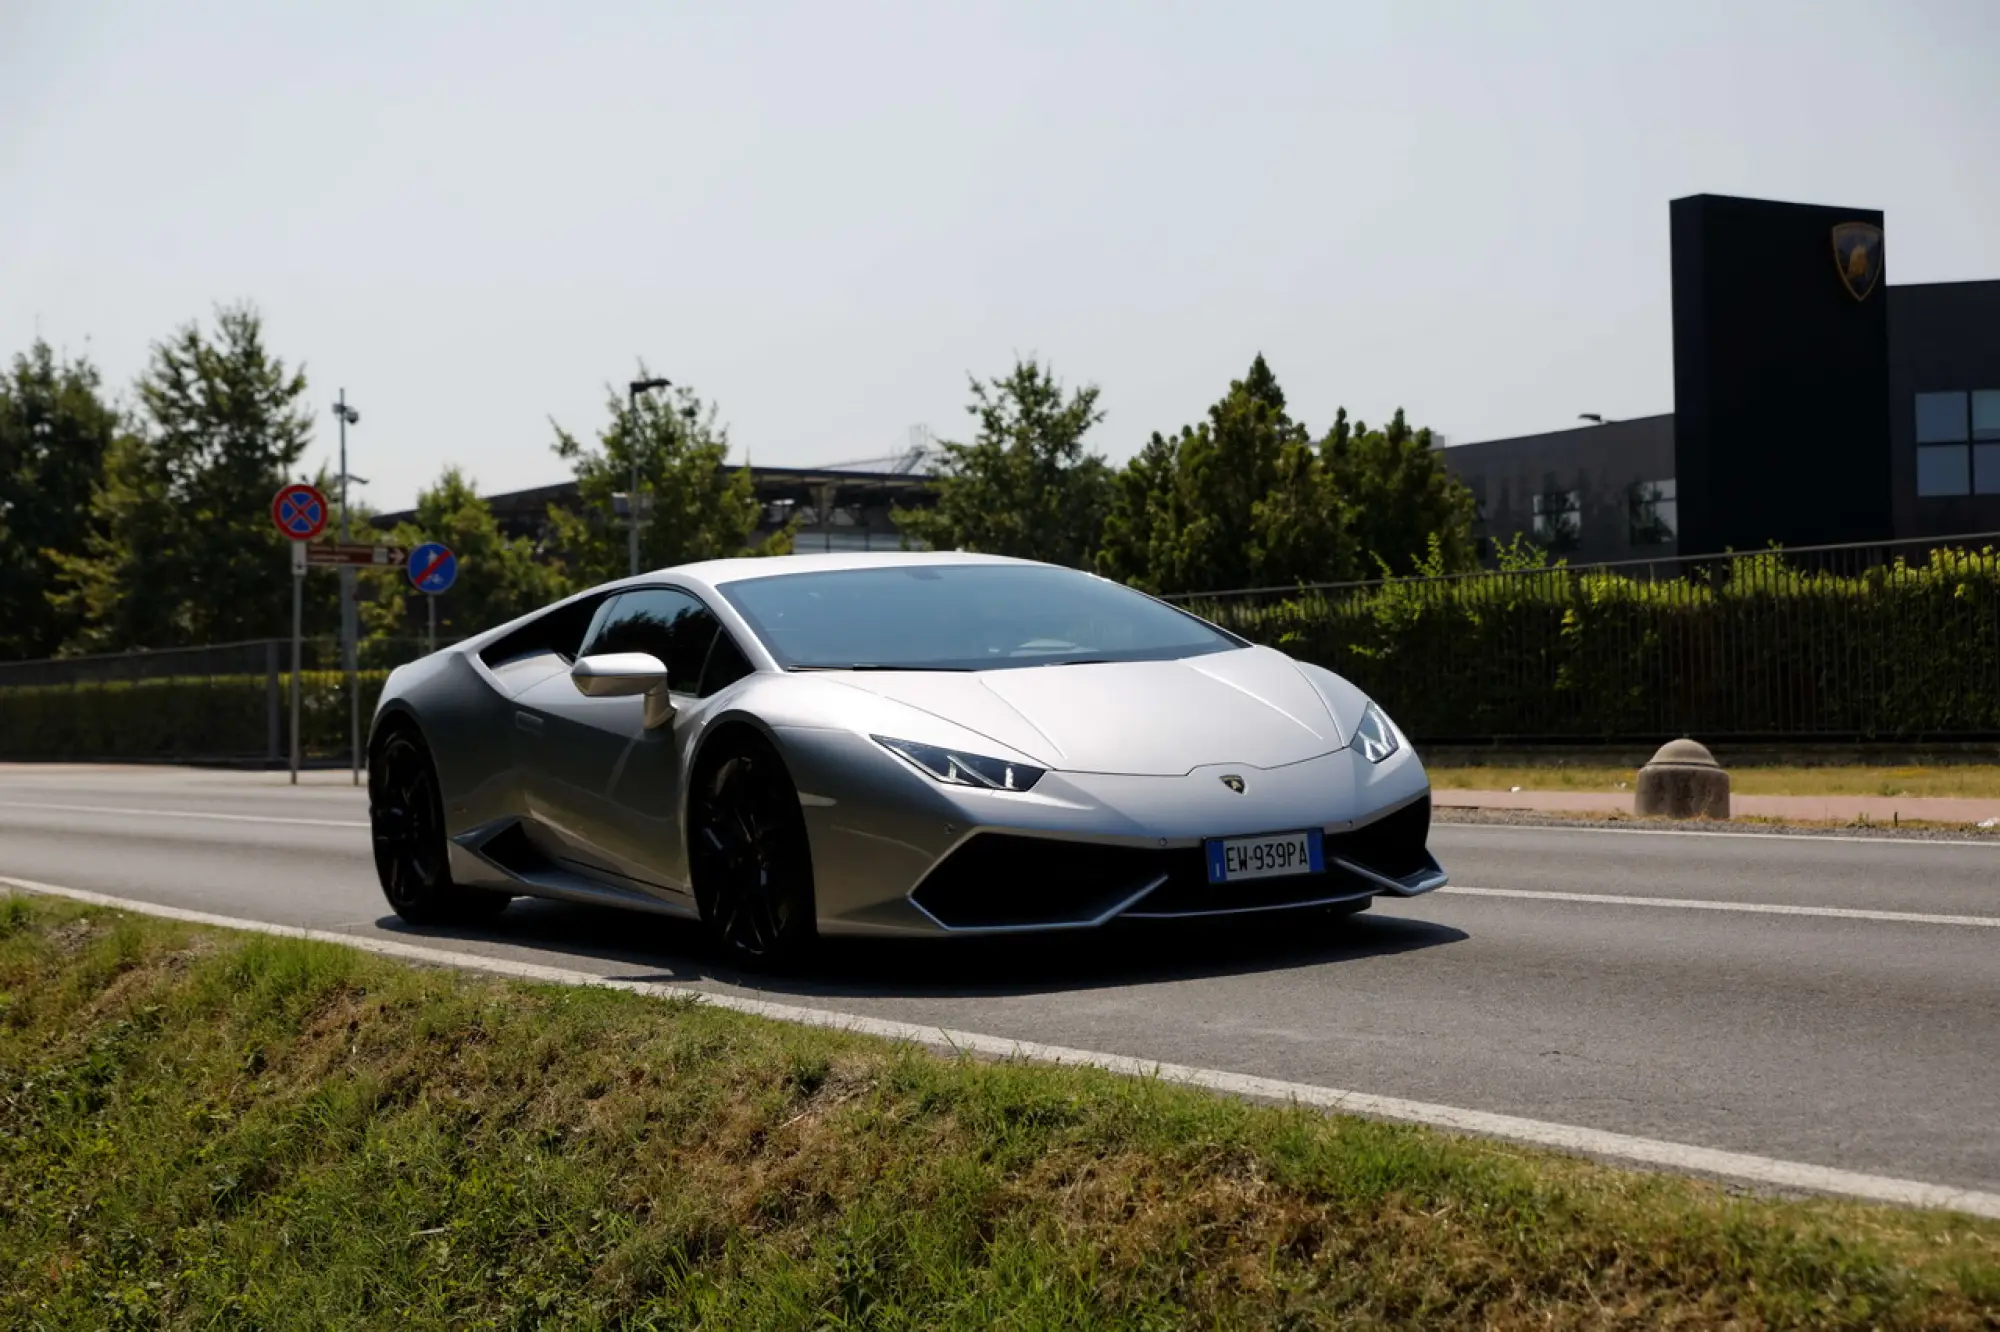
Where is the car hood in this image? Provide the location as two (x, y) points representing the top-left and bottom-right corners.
(822, 646), (1345, 776)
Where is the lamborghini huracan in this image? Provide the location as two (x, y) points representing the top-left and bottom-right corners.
(367, 552), (1444, 967)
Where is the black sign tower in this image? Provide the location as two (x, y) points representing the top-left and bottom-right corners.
(1669, 193), (1893, 556)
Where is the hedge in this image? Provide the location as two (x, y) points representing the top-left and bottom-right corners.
(1183, 546), (2000, 741)
(5, 547), (1999, 758)
(0, 670), (389, 762)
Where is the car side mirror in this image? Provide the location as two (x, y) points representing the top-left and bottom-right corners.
(570, 653), (676, 728)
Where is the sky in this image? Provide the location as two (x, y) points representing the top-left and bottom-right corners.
(4, 0), (1997, 511)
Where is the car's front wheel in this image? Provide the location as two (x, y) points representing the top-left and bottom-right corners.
(690, 731), (817, 971)
(370, 725), (510, 926)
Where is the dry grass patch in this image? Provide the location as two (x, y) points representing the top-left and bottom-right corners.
(1427, 763), (2000, 800)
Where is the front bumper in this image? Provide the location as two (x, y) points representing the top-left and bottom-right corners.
(773, 725), (1444, 937)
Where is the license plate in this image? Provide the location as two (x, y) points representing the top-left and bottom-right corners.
(1205, 829), (1325, 884)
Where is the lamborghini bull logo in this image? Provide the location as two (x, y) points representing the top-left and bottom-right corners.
(1831, 222), (1884, 301)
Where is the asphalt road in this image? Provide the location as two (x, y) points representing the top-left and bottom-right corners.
(3, 764), (1996, 1197)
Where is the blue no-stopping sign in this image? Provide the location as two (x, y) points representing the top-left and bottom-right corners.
(407, 542), (458, 594)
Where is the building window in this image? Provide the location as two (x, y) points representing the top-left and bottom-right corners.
(1918, 445), (1970, 497)
(1977, 445), (2000, 496)
(1976, 391), (2000, 441)
(1532, 489), (1581, 550)
(1914, 390), (2000, 497)
(1916, 392), (1968, 443)
(1627, 479), (1676, 546)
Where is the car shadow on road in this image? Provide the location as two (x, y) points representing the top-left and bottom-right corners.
(373, 899), (1467, 1000)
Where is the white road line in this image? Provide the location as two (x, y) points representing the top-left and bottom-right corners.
(1434, 819), (2000, 849)
(0, 801), (367, 829)
(1439, 885), (2000, 928)
(4, 873), (1996, 1221)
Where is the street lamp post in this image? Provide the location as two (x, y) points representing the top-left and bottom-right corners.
(627, 378), (671, 577)
(333, 391), (362, 787)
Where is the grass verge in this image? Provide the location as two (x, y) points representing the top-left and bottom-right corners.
(2, 894), (1996, 1329)
(1427, 763), (2000, 800)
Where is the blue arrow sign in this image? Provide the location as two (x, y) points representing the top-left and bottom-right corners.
(407, 542), (458, 594)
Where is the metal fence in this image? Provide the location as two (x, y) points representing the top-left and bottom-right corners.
(1166, 532), (2000, 744)
(0, 636), (458, 764)
(7, 533), (2000, 757)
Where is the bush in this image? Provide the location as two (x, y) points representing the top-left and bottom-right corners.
(1185, 546), (2000, 742)
(0, 670), (390, 761)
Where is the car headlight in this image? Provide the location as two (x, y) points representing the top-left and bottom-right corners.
(1349, 701), (1401, 764)
(872, 736), (1046, 792)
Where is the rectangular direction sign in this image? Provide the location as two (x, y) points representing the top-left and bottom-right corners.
(302, 543), (409, 568)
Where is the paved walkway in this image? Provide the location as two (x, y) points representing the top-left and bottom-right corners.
(1433, 788), (2000, 826)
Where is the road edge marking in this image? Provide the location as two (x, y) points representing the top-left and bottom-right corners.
(4, 873), (1997, 1221)
(1435, 819), (2000, 850)
(1440, 885), (2000, 928)
(0, 801), (368, 829)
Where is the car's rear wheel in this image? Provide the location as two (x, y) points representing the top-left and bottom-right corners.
(690, 731), (817, 971)
(370, 725), (510, 926)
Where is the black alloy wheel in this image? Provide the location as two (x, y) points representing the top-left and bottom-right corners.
(370, 727), (509, 925)
(690, 734), (817, 970)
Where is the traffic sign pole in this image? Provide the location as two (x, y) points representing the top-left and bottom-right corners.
(290, 545), (303, 785)
(427, 594), (437, 656)
(272, 485), (327, 786)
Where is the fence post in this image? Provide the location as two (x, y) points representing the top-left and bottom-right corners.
(266, 640), (281, 765)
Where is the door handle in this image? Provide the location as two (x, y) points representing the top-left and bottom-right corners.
(514, 711), (544, 735)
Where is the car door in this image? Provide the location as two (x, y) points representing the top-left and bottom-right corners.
(510, 585), (749, 901)
(592, 596), (756, 892)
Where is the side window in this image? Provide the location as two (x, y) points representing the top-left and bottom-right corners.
(698, 628), (754, 697)
(580, 588), (719, 694)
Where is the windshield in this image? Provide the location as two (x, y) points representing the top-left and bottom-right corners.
(717, 563), (1242, 671)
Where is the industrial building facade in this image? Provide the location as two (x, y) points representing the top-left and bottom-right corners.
(1440, 194), (2000, 564)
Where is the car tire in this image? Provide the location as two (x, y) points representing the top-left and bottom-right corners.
(370, 725), (511, 926)
(689, 731), (818, 972)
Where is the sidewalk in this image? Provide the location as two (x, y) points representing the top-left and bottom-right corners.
(1432, 787), (2000, 826)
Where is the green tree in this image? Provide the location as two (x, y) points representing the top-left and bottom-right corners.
(547, 372), (787, 586)
(52, 305), (323, 651)
(893, 359), (1113, 567)
(0, 342), (123, 658)
(1323, 407), (1479, 577)
(1097, 354), (1351, 593)
(363, 467), (573, 654)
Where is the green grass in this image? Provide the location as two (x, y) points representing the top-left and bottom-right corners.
(1427, 763), (2000, 801)
(2, 895), (1996, 1329)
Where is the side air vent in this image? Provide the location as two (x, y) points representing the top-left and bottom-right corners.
(472, 821), (551, 876)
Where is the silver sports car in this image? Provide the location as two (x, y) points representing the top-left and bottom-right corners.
(367, 552), (1445, 967)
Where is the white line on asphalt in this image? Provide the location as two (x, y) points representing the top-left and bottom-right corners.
(0, 801), (367, 829)
(1439, 885), (2000, 928)
(1434, 820), (2000, 850)
(4, 873), (1996, 1221)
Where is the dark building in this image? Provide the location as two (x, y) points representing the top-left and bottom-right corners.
(1442, 194), (2000, 564)
(373, 463), (939, 554)
(1669, 193), (1892, 555)
(1447, 414), (1676, 566)
(1890, 279), (2000, 537)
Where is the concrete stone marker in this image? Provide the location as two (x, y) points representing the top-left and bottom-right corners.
(1635, 739), (1731, 820)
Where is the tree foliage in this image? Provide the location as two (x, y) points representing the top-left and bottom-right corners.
(51, 305), (326, 652)
(547, 374), (787, 586)
(1098, 355), (1477, 593)
(0, 343), (123, 658)
(892, 359), (1113, 567)
(1323, 406), (1480, 578)
(363, 466), (573, 652)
